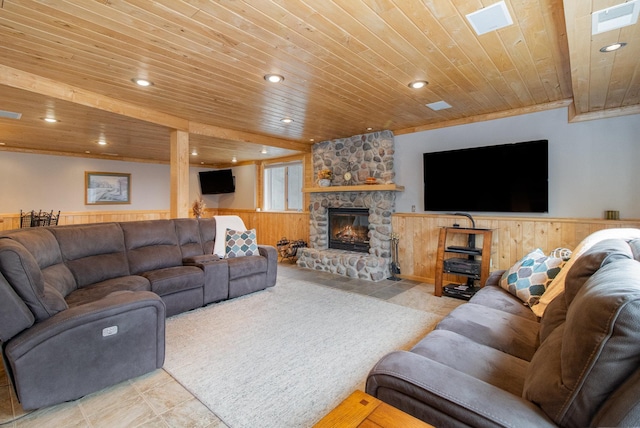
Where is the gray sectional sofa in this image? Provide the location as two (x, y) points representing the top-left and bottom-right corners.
(367, 237), (640, 427)
(0, 218), (277, 410)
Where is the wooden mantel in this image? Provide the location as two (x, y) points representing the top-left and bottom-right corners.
(303, 184), (404, 193)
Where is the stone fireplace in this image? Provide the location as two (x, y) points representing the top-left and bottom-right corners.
(296, 130), (400, 282)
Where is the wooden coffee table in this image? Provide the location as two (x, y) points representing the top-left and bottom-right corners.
(314, 390), (434, 428)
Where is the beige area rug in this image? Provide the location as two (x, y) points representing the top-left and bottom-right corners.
(163, 277), (441, 428)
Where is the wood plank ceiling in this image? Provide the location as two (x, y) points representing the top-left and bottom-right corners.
(0, 0), (638, 166)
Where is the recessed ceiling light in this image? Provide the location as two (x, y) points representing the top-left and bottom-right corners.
(366, 127), (373, 131)
(231, 156), (237, 163)
(264, 74), (284, 83)
(85, 150), (91, 154)
(426, 101), (453, 111)
(0, 142), (6, 146)
(600, 42), (627, 52)
(281, 118), (294, 123)
(98, 140), (107, 145)
(132, 78), (153, 87)
(261, 148), (268, 154)
(191, 149), (198, 156)
(310, 138), (315, 142)
(42, 117), (58, 123)
(408, 80), (428, 89)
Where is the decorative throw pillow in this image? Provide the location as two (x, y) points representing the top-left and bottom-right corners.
(500, 249), (565, 306)
(224, 228), (258, 258)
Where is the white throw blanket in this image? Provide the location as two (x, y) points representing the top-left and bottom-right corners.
(213, 215), (247, 257)
(531, 227), (640, 317)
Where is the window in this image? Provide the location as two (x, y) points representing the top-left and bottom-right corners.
(264, 161), (303, 211)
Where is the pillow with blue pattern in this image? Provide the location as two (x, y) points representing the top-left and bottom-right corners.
(224, 228), (258, 258)
(500, 248), (565, 306)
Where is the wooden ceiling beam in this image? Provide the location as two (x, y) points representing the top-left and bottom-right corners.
(188, 122), (311, 153)
(0, 64), (306, 152)
(0, 64), (188, 130)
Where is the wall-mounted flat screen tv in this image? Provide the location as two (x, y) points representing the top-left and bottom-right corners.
(199, 169), (235, 194)
(423, 140), (548, 213)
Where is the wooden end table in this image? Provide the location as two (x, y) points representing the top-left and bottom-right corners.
(314, 390), (434, 428)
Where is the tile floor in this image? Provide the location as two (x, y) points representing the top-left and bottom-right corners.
(0, 262), (464, 427)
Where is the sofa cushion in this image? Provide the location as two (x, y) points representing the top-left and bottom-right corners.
(0, 238), (67, 321)
(468, 285), (539, 321)
(174, 219), (204, 258)
(50, 223), (130, 289)
(411, 329), (530, 396)
(143, 265), (204, 296)
(523, 259), (640, 427)
(5, 228), (76, 297)
(539, 238), (636, 344)
(500, 249), (565, 306)
(227, 255), (267, 281)
(64, 275), (151, 308)
(198, 218), (216, 255)
(436, 303), (540, 361)
(121, 220), (182, 274)
(225, 228), (258, 258)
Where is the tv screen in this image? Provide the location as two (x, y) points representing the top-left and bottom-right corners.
(423, 140), (548, 213)
(199, 169), (235, 194)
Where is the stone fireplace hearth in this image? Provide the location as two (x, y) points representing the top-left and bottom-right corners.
(296, 130), (400, 282)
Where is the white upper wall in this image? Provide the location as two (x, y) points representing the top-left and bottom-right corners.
(394, 107), (640, 219)
(0, 154), (256, 213)
(1, 107), (637, 218)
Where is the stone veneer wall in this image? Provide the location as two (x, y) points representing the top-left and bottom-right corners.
(297, 130), (397, 282)
(312, 130), (395, 185)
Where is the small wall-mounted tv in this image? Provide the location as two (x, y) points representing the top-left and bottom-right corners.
(199, 169), (235, 194)
(423, 140), (548, 213)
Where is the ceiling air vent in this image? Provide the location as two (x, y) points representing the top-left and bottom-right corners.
(466, 1), (513, 36)
(0, 110), (22, 120)
(592, 0), (639, 35)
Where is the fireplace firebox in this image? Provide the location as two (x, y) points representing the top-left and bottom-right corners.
(328, 208), (370, 253)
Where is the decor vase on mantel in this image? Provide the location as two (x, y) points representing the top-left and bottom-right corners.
(318, 179), (331, 187)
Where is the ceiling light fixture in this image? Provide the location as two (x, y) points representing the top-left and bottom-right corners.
(264, 74), (284, 83)
(98, 140), (107, 145)
(132, 78), (153, 87)
(281, 118), (294, 123)
(42, 117), (58, 123)
(191, 149), (198, 156)
(599, 42), (627, 52)
(231, 156), (237, 163)
(408, 80), (428, 89)
(261, 148), (268, 154)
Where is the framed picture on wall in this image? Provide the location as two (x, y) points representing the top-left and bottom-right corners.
(85, 171), (131, 205)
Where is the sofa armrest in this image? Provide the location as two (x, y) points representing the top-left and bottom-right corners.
(185, 258), (229, 304)
(485, 269), (506, 287)
(366, 351), (555, 428)
(5, 290), (165, 410)
(258, 245), (277, 287)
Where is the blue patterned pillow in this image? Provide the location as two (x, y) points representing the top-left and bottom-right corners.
(225, 228), (258, 258)
(500, 249), (565, 306)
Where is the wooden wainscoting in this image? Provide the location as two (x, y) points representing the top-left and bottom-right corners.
(0, 209), (309, 249)
(0, 210), (171, 231)
(393, 213), (640, 284)
(213, 209), (310, 248)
